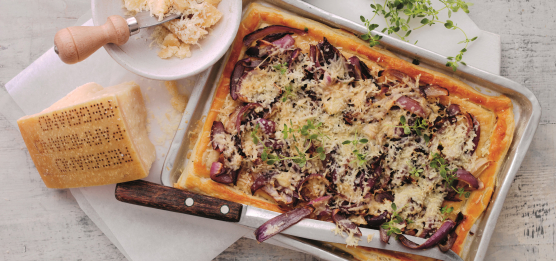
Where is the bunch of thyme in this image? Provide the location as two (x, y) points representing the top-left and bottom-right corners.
(359, 0), (477, 71)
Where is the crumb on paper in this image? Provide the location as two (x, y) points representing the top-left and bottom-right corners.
(165, 81), (189, 113)
(188, 119), (204, 150)
(367, 234), (373, 243)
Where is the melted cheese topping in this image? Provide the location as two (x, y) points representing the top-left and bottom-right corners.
(211, 33), (487, 246)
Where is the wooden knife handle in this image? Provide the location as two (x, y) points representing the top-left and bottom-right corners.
(115, 180), (243, 222)
(54, 15), (130, 64)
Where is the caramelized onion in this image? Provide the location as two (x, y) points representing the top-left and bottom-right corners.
(273, 34), (295, 49)
(332, 209), (362, 237)
(307, 195), (332, 207)
(470, 113), (480, 154)
(374, 191), (395, 203)
(209, 162), (238, 184)
(396, 96), (427, 118)
(317, 37), (345, 64)
(230, 59), (246, 100)
(243, 25), (307, 46)
(422, 84), (449, 98)
(455, 169), (480, 189)
(348, 56), (373, 81)
(438, 231), (458, 252)
(365, 211), (388, 228)
(287, 48), (302, 71)
(378, 69), (415, 84)
(380, 226), (390, 243)
(398, 220), (455, 249)
(262, 32), (292, 42)
(447, 104), (461, 116)
(210, 121), (226, 152)
(254, 206), (313, 242)
(257, 118), (276, 134)
(235, 103), (263, 133)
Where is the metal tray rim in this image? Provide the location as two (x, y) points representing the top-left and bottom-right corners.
(161, 1), (542, 260)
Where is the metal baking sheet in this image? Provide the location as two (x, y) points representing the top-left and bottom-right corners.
(160, 0), (541, 260)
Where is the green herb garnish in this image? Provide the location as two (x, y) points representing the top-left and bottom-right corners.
(359, 0), (477, 71)
(273, 62), (288, 74)
(381, 203), (409, 236)
(440, 206), (454, 221)
(342, 132), (369, 166)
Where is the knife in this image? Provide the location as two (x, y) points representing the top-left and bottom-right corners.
(115, 180), (463, 261)
(54, 12), (180, 64)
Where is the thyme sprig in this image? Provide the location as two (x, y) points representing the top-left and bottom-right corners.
(342, 132), (369, 166)
(381, 203), (411, 236)
(440, 206), (454, 221)
(430, 153), (470, 198)
(273, 62), (288, 74)
(359, 0), (477, 71)
(259, 120), (327, 167)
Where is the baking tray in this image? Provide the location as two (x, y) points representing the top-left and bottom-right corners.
(160, 0), (541, 260)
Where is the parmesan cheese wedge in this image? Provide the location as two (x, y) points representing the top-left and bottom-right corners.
(17, 82), (156, 188)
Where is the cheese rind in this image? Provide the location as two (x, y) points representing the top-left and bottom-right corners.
(17, 82), (156, 188)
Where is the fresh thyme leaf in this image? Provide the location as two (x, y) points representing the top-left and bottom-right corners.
(424, 134), (431, 144)
(440, 206), (454, 221)
(273, 62), (288, 74)
(282, 85), (293, 102)
(251, 123), (260, 144)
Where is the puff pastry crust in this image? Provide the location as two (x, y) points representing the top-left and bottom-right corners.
(175, 3), (514, 260)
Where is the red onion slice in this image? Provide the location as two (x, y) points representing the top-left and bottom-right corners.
(211, 121), (226, 152)
(332, 209), (362, 237)
(469, 113), (480, 154)
(396, 96), (427, 118)
(374, 192), (395, 203)
(422, 84), (449, 98)
(398, 220), (456, 249)
(210, 162), (238, 184)
(307, 195), (332, 207)
(257, 118), (276, 134)
(243, 25), (307, 47)
(378, 69), (415, 84)
(255, 206), (313, 242)
(455, 169), (480, 189)
(447, 104), (461, 116)
(438, 231), (458, 252)
(272, 34), (295, 49)
(287, 48), (302, 71)
(230, 59), (246, 100)
(317, 37), (346, 64)
(365, 211), (388, 228)
(262, 32), (292, 42)
(348, 56), (372, 81)
(235, 103), (263, 133)
(380, 226), (390, 243)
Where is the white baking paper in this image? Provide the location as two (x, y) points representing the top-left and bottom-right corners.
(4, 2), (501, 260)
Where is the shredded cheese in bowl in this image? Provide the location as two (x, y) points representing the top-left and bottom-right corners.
(123, 0), (223, 59)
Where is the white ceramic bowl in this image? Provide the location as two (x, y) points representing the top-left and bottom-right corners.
(91, 0), (242, 80)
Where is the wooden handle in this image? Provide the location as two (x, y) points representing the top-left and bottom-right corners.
(54, 15), (130, 64)
(115, 180), (243, 222)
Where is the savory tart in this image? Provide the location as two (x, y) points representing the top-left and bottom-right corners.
(175, 3), (514, 260)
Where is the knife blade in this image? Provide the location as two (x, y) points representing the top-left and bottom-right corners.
(127, 12), (181, 35)
(115, 180), (462, 261)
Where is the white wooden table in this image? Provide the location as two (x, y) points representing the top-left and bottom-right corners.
(1, 0), (554, 260)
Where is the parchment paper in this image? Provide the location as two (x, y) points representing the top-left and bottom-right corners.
(4, 1), (501, 260)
